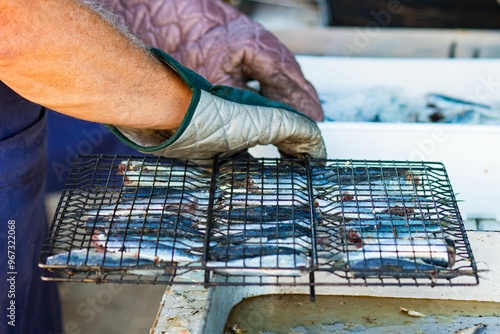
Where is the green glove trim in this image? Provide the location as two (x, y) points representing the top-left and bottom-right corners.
(106, 47), (313, 153)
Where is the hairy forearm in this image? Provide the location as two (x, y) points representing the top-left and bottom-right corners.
(0, 0), (191, 130)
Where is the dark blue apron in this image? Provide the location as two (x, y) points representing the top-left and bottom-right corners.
(0, 82), (62, 334)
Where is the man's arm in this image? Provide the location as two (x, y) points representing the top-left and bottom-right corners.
(0, 0), (192, 131)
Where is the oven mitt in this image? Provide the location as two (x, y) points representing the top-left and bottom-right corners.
(106, 0), (323, 121)
(106, 48), (326, 161)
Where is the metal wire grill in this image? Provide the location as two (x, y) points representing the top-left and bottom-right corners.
(40, 155), (478, 292)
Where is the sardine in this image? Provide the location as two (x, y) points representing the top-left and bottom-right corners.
(118, 160), (211, 176)
(81, 197), (200, 218)
(123, 175), (211, 189)
(323, 193), (433, 206)
(218, 172), (309, 194)
(213, 206), (311, 223)
(314, 199), (379, 219)
(85, 217), (206, 239)
(207, 254), (310, 276)
(246, 237), (312, 253)
(119, 160), (211, 189)
(339, 224), (443, 234)
(96, 233), (214, 250)
(93, 234), (201, 263)
(340, 227), (443, 246)
(339, 218), (444, 227)
(215, 193), (311, 208)
(119, 189), (212, 200)
(208, 244), (306, 262)
(46, 249), (156, 267)
(216, 219), (312, 233)
(426, 93), (499, 123)
(347, 257), (444, 278)
(217, 224), (311, 242)
(310, 166), (413, 187)
(330, 238), (455, 268)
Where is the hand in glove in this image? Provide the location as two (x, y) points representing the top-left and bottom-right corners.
(105, 0), (323, 121)
(106, 48), (326, 160)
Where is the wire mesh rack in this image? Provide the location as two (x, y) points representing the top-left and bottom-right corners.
(40, 155), (478, 295)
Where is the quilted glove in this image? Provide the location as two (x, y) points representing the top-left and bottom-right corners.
(105, 0), (323, 121)
(106, 48), (326, 160)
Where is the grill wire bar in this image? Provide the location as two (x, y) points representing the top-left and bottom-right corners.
(202, 154), (220, 287)
(305, 155), (318, 301)
(39, 155), (479, 292)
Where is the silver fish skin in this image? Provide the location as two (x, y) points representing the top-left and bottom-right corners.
(309, 166), (415, 188)
(119, 160), (211, 188)
(218, 172), (310, 194)
(119, 160), (211, 175)
(315, 199), (378, 219)
(347, 230), (444, 244)
(426, 93), (499, 123)
(323, 193), (434, 205)
(84, 211), (205, 225)
(81, 198), (199, 218)
(215, 193), (310, 209)
(216, 220), (312, 234)
(213, 206), (311, 223)
(207, 253), (310, 277)
(337, 224), (443, 235)
(217, 224), (311, 241)
(330, 238), (455, 268)
(315, 198), (431, 215)
(347, 257), (445, 279)
(119, 190), (212, 202)
(123, 176), (210, 189)
(97, 233), (214, 250)
(209, 244), (304, 262)
(93, 234), (201, 263)
(46, 249), (155, 267)
(83, 215), (203, 231)
(243, 237), (311, 253)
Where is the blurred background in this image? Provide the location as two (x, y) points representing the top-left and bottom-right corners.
(44, 1), (500, 333)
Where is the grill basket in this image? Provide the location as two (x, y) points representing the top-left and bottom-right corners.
(40, 155), (478, 296)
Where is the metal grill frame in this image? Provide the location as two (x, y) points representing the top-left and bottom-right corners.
(39, 155), (479, 296)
